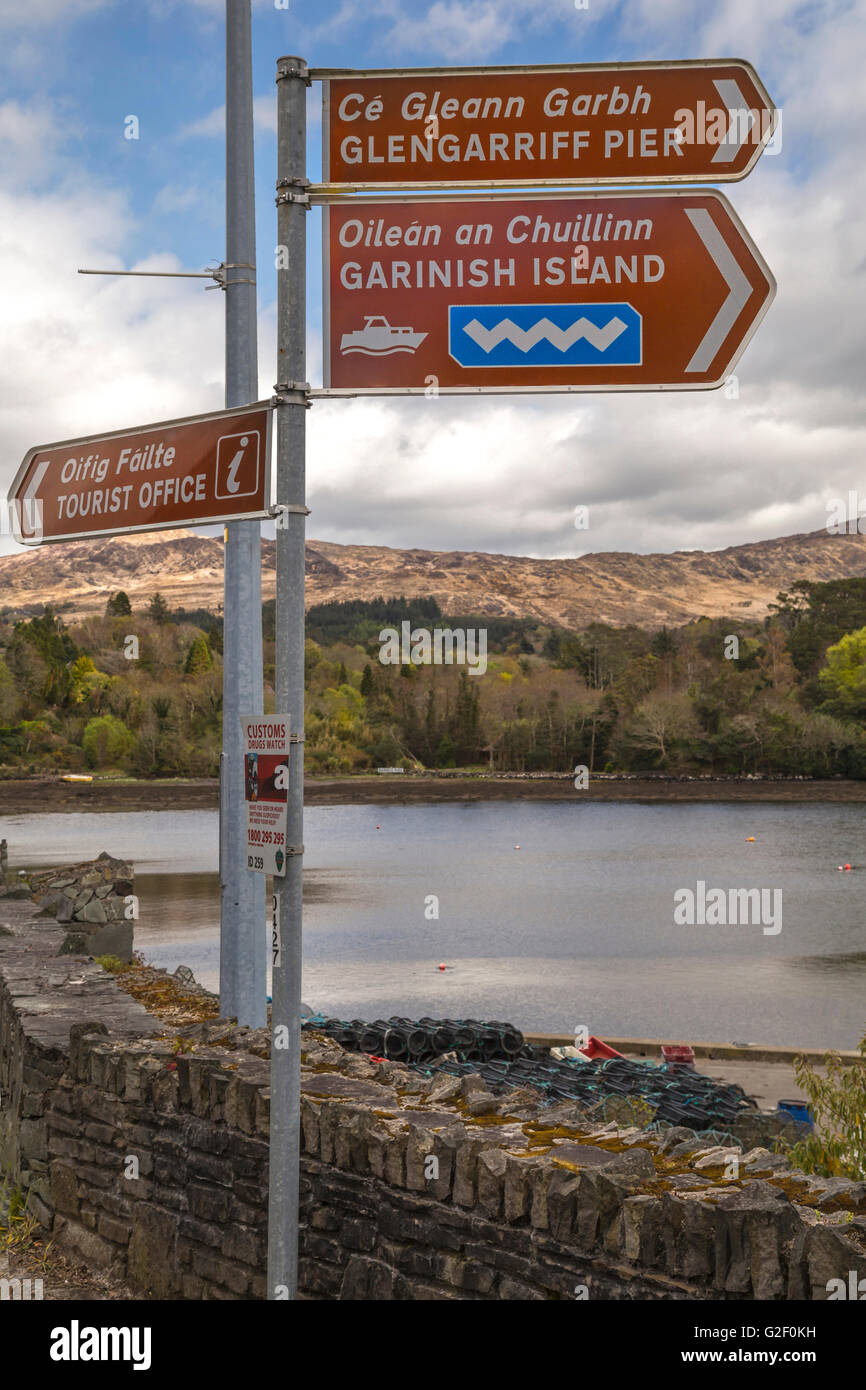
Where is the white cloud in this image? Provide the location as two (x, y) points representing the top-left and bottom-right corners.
(0, 174), (226, 555)
(179, 88), (318, 139)
(179, 105), (226, 140)
(0, 100), (74, 182)
(152, 182), (209, 216)
(2, 0), (865, 572)
(303, 373), (866, 558)
(305, 0), (589, 61)
(376, 0), (522, 60)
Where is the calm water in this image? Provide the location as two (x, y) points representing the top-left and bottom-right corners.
(3, 802), (864, 1049)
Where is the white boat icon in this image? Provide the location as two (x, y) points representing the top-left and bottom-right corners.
(340, 315), (427, 356)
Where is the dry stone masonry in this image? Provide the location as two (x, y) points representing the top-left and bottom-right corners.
(2, 865), (866, 1300)
(23, 852), (135, 961)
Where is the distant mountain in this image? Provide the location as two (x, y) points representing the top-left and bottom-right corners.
(2, 527), (866, 631)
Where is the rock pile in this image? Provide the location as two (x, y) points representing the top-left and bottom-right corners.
(26, 853), (135, 961)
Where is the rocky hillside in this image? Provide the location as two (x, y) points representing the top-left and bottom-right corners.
(1, 527), (865, 630)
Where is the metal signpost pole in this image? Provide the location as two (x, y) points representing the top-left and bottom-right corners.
(268, 54), (309, 1299)
(221, 0), (266, 1027)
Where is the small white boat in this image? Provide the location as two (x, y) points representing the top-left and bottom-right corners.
(340, 316), (427, 356)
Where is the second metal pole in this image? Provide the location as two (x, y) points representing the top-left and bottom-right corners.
(220, 0), (266, 1028)
(268, 54), (308, 1299)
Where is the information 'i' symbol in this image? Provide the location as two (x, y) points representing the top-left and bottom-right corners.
(226, 436), (248, 494)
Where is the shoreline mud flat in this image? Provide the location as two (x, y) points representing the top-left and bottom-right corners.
(3, 774), (866, 814)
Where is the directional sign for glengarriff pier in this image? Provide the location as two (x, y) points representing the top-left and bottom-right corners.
(9, 402), (274, 545)
(318, 59), (777, 188)
(322, 190), (775, 394)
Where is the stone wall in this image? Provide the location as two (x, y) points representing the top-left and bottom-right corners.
(0, 900), (156, 1225)
(2, 893), (866, 1301)
(26, 852), (135, 961)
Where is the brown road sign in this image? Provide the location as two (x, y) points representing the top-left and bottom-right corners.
(316, 60), (777, 189)
(319, 189), (775, 395)
(9, 402), (274, 546)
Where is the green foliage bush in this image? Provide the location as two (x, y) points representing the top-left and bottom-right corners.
(184, 635), (213, 675)
(818, 627), (866, 718)
(787, 1029), (866, 1180)
(82, 714), (134, 768)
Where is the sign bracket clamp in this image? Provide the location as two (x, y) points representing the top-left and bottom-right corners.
(273, 380), (311, 405)
(276, 177), (311, 209)
(276, 58), (311, 85)
(270, 504), (311, 529)
(209, 262), (257, 291)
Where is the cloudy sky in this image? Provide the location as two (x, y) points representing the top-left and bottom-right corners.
(0, 0), (863, 561)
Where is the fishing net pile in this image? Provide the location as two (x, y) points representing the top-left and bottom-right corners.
(301, 1013), (757, 1132)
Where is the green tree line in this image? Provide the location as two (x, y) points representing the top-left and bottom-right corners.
(1, 580), (865, 778)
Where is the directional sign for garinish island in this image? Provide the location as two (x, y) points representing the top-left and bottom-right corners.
(9, 402), (274, 545)
(321, 191), (775, 395)
(317, 60), (777, 188)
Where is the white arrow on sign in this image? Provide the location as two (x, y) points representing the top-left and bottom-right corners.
(711, 79), (763, 165)
(19, 459), (49, 539)
(685, 208), (753, 373)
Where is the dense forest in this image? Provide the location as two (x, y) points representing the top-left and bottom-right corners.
(1, 577), (866, 778)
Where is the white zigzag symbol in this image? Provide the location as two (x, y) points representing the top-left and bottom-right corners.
(462, 314), (628, 354)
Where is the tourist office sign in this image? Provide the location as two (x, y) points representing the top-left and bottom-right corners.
(320, 190), (776, 394)
(316, 60), (777, 189)
(9, 401), (274, 545)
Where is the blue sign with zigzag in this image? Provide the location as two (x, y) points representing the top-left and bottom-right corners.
(449, 302), (642, 368)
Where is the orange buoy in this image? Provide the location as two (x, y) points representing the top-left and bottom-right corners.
(746, 836), (755, 842)
(845, 863), (853, 871)
(438, 963), (446, 971)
